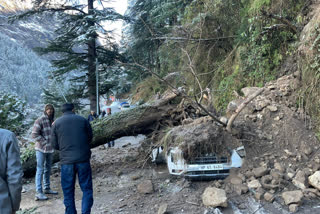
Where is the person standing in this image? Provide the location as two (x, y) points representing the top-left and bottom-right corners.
(101, 110), (106, 118)
(0, 129), (23, 214)
(31, 104), (58, 201)
(51, 103), (93, 214)
(87, 111), (97, 122)
(106, 108), (115, 148)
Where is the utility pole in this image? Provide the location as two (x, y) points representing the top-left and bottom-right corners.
(96, 58), (99, 115)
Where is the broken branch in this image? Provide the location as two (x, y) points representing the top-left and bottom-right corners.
(226, 88), (265, 133)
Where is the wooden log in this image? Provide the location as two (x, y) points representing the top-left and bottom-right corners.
(21, 91), (180, 177)
(21, 150), (59, 177)
(91, 104), (176, 148)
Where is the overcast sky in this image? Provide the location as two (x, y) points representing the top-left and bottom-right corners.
(104, 0), (128, 42)
(109, 0), (127, 15)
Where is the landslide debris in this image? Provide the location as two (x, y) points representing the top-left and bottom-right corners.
(153, 74), (320, 212)
(161, 116), (241, 161)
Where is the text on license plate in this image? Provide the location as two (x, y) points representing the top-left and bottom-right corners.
(199, 164), (224, 170)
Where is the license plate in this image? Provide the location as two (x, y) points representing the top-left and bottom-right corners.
(189, 164), (224, 170)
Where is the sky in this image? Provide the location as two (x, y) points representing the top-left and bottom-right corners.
(103, 0), (128, 43)
(108, 0), (128, 15)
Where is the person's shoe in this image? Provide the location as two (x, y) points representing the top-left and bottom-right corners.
(44, 189), (58, 194)
(35, 192), (48, 201)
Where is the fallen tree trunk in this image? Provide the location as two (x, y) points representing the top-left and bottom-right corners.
(91, 104), (177, 147)
(21, 150), (59, 177)
(21, 91), (181, 177)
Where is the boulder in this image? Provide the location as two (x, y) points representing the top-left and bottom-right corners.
(253, 166), (269, 178)
(303, 188), (320, 197)
(261, 175), (279, 189)
(274, 162), (285, 172)
(241, 87), (261, 97)
(254, 188), (265, 201)
(293, 170), (308, 190)
(281, 190), (303, 205)
(264, 192), (274, 202)
(137, 180), (154, 194)
(289, 204), (299, 213)
(270, 169), (283, 180)
(233, 184), (249, 195)
(247, 179), (262, 189)
(267, 105), (278, 112)
(308, 171), (320, 190)
(202, 187), (228, 208)
(230, 177), (243, 185)
(158, 203), (168, 214)
(255, 98), (271, 111)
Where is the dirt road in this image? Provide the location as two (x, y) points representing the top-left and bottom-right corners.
(19, 135), (320, 214)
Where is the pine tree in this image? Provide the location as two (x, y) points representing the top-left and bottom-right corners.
(0, 91), (27, 134)
(123, 0), (192, 81)
(14, 0), (125, 111)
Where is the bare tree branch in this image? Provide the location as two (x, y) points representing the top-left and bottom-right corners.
(9, 5), (86, 22)
(139, 16), (155, 37)
(226, 88), (265, 133)
(120, 62), (226, 126)
(181, 48), (203, 103)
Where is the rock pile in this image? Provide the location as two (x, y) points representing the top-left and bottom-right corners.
(205, 75), (320, 212)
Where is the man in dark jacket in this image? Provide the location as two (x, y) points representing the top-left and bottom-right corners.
(31, 104), (58, 201)
(0, 129), (23, 214)
(51, 103), (93, 214)
(87, 111), (97, 122)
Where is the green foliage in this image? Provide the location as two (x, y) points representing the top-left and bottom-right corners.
(0, 91), (26, 134)
(16, 1), (126, 110)
(0, 33), (50, 104)
(131, 76), (166, 104)
(124, 0), (193, 83)
(210, 0), (303, 110)
(20, 144), (36, 164)
(250, 0), (270, 14)
(299, 24), (320, 127)
(125, 0), (306, 112)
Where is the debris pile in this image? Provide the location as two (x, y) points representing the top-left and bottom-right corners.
(160, 116), (242, 161)
(204, 74), (320, 212)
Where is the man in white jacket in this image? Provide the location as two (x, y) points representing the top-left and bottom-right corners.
(0, 128), (23, 214)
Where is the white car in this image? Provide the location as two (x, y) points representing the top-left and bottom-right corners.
(152, 146), (245, 179)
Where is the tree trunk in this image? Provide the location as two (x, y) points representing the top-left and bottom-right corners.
(22, 152), (60, 178)
(91, 104), (176, 147)
(21, 91), (181, 177)
(87, 0), (97, 112)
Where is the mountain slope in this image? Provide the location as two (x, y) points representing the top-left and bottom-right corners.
(0, 32), (50, 103)
(0, 0), (32, 13)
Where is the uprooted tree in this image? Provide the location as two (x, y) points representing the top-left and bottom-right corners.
(21, 90), (182, 176)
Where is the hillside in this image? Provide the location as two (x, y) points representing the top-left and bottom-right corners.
(0, 0), (59, 104)
(0, 0), (32, 13)
(0, 32), (51, 103)
(0, 9), (58, 50)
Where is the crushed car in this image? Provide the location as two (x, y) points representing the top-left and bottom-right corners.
(152, 146), (245, 179)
